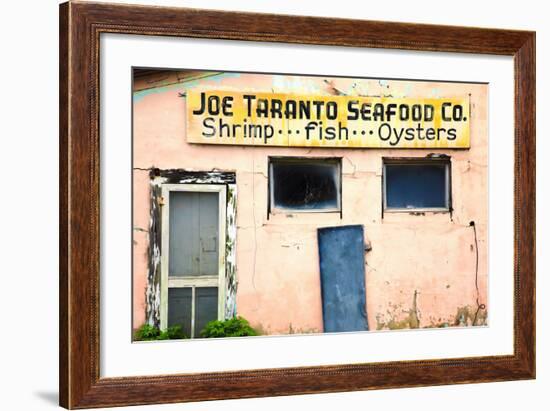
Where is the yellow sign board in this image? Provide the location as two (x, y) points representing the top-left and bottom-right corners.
(186, 91), (470, 148)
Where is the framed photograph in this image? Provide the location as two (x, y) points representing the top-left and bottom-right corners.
(59, 1), (535, 408)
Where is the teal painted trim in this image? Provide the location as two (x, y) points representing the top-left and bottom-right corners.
(133, 72), (242, 103)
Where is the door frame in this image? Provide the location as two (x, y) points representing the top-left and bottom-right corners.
(159, 183), (227, 334)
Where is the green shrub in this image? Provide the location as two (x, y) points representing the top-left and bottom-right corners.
(200, 317), (258, 338)
(160, 325), (186, 340)
(134, 324), (160, 341)
(134, 324), (187, 341)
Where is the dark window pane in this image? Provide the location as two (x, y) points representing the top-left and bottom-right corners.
(385, 164), (448, 209)
(195, 287), (219, 337)
(271, 160), (340, 210)
(168, 287), (192, 337)
(169, 191), (219, 277)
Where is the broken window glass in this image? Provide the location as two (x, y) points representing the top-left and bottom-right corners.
(270, 158), (341, 212)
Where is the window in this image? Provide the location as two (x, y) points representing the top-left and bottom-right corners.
(269, 157), (341, 213)
(383, 158), (451, 211)
(160, 184), (226, 338)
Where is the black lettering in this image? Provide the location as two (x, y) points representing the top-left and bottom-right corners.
(416, 123), (425, 139)
(207, 95), (220, 115)
(405, 127), (415, 140)
(202, 117), (215, 137)
(270, 99), (283, 118)
(263, 125), (274, 143)
(338, 122), (349, 140)
(243, 95), (256, 116)
(305, 121), (317, 140)
(442, 102), (452, 121)
(390, 127), (404, 146)
(193, 92), (207, 115)
(399, 104), (409, 121)
(361, 103), (372, 121)
(325, 126), (336, 140)
(424, 105), (434, 121)
(411, 104), (422, 121)
(285, 100), (297, 119)
(299, 101), (310, 119)
(378, 123), (391, 141)
(453, 104), (463, 121)
(312, 100), (324, 119)
(256, 99), (269, 117)
(373, 103), (384, 121)
(219, 119), (231, 137)
(326, 102), (338, 120)
(425, 128), (436, 140)
(385, 104), (397, 122)
(347, 101), (359, 120)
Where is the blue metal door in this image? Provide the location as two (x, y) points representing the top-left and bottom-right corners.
(317, 225), (368, 333)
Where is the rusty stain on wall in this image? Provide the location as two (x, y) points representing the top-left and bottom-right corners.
(376, 290), (420, 330)
(375, 292), (487, 330)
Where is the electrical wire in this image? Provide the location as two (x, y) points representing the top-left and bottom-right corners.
(470, 221), (486, 325)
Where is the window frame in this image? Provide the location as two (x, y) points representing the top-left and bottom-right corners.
(159, 183), (227, 337)
(382, 157), (452, 213)
(268, 156), (342, 214)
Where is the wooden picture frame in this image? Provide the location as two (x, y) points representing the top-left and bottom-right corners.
(59, 1), (535, 408)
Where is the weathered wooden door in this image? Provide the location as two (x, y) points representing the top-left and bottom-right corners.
(317, 225), (369, 333)
(160, 184), (226, 338)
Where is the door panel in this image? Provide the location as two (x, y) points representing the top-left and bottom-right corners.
(169, 191), (219, 277)
(167, 287), (192, 337)
(317, 225), (368, 333)
(198, 193), (219, 276)
(195, 287), (219, 336)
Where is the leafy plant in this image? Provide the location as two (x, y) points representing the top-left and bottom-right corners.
(134, 324), (187, 341)
(134, 324), (160, 341)
(160, 325), (186, 340)
(200, 316), (258, 338)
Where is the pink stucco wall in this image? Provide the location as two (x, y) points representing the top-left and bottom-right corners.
(132, 71), (488, 334)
